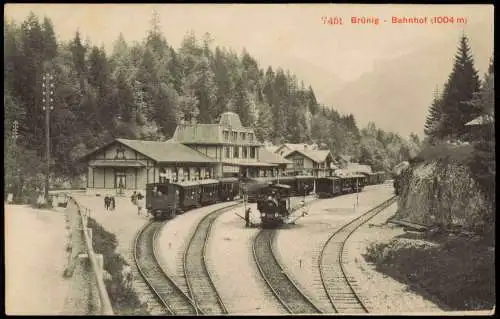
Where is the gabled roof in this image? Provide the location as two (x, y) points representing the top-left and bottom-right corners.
(465, 114), (494, 126)
(259, 148), (293, 165)
(284, 149), (333, 164)
(117, 139), (216, 163)
(342, 163), (373, 175)
(79, 138), (217, 164)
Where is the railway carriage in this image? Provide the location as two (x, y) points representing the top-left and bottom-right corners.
(146, 182), (180, 220)
(351, 174), (366, 192)
(340, 176), (354, 193)
(242, 177), (275, 203)
(219, 177), (240, 201)
(316, 177), (342, 198)
(295, 175), (315, 196)
(275, 176), (297, 195)
(172, 181), (201, 212)
(198, 179), (221, 206)
(257, 183), (292, 228)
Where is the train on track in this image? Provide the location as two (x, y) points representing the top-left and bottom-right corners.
(146, 171), (387, 221)
(256, 183), (294, 228)
(146, 177), (240, 220)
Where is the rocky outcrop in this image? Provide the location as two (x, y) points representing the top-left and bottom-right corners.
(395, 160), (493, 234)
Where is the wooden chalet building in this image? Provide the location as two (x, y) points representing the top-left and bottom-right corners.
(80, 139), (217, 195)
(281, 148), (336, 177)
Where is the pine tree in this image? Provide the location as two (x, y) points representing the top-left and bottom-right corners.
(424, 86), (443, 139)
(71, 31), (87, 92)
(438, 34), (481, 141)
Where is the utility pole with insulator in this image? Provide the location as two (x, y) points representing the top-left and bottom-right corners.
(12, 120), (19, 141)
(42, 72), (55, 202)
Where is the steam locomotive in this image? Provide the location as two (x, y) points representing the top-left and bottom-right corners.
(256, 183), (293, 228)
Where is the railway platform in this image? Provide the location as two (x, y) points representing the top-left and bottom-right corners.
(5, 205), (71, 315)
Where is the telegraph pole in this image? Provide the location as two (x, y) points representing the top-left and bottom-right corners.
(42, 72), (54, 202)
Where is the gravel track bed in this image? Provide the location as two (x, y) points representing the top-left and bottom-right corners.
(205, 196), (315, 314)
(344, 201), (445, 314)
(273, 185), (395, 314)
(155, 201), (242, 295)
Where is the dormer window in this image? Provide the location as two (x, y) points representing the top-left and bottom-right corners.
(115, 146), (125, 159)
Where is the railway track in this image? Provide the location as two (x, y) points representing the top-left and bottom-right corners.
(319, 196), (398, 314)
(183, 202), (243, 315)
(253, 229), (323, 314)
(252, 199), (323, 314)
(134, 221), (203, 315)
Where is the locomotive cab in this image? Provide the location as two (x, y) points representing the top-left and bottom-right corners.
(257, 183), (292, 227)
(146, 181), (179, 220)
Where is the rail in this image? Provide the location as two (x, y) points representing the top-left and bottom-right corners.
(63, 194), (114, 315)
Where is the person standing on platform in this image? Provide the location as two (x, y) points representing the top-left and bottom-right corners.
(104, 195), (110, 211)
(110, 196), (116, 211)
(245, 207), (251, 227)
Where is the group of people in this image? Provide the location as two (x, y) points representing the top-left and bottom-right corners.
(131, 191), (145, 216)
(104, 195), (116, 211)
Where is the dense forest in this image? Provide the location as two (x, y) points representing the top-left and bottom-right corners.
(4, 12), (420, 199)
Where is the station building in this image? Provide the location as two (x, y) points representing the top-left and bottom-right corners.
(80, 112), (289, 195)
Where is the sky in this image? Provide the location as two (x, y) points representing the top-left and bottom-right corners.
(5, 4), (494, 137)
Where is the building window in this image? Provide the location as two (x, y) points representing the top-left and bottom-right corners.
(240, 132), (246, 141)
(195, 168), (201, 181)
(294, 158), (304, 169)
(242, 146), (248, 158)
(225, 147), (231, 158)
(115, 146), (125, 159)
(183, 169), (189, 182)
(205, 169), (212, 179)
(250, 147), (256, 159)
(233, 146), (239, 158)
(232, 132), (238, 142)
(248, 133), (254, 142)
(223, 131), (229, 141)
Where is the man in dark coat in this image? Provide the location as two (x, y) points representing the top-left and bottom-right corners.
(245, 207), (251, 227)
(104, 195), (110, 211)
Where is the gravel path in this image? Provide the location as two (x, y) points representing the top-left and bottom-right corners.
(5, 205), (71, 315)
(344, 200), (445, 314)
(71, 194), (165, 314)
(205, 196), (316, 315)
(273, 185), (395, 313)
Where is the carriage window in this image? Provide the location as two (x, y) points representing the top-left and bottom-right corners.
(115, 146), (126, 159)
